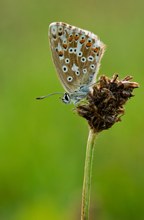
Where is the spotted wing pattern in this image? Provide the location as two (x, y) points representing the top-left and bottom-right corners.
(48, 22), (105, 93)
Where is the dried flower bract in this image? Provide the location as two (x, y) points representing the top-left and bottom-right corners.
(76, 74), (139, 133)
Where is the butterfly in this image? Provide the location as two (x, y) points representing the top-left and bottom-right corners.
(37, 22), (105, 104)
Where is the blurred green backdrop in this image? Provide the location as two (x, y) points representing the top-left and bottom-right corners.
(0, 0), (144, 219)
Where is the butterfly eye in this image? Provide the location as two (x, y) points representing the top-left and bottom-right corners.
(62, 93), (71, 104)
(62, 65), (68, 73)
(67, 76), (73, 82)
(65, 93), (69, 101)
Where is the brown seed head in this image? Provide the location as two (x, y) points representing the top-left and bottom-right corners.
(76, 74), (139, 133)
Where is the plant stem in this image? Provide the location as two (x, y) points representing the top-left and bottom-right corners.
(81, 129), (97, 220)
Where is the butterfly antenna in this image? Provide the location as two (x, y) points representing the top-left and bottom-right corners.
(36, 92), (63, 100)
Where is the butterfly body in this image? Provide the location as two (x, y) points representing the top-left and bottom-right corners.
(48, 22), (105, 104)
(62, 84), (90, 104)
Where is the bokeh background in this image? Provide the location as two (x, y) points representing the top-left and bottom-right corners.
(0, 0), (144, 219)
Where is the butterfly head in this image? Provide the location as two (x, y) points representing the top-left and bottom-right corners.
(61, 85), (90, 105)
(62, 93), (71, 104)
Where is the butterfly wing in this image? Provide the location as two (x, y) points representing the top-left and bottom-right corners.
(48, 22), (105, 93)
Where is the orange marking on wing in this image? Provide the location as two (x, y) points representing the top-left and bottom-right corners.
(74, 35), (79, 41)
(92, 47), (100, 53)
(80, 39), (85, 44)
(63, 44), (67, 49)
(58, 51), (64, 56)
(68, 36), (73, 42)
(86, 42), (92, 47)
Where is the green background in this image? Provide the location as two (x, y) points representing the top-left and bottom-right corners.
(0, 0), (144, 219)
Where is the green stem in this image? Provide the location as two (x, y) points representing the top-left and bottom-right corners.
(81, 129), (97, 220)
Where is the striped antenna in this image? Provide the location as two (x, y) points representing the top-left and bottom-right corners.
(36, 92), (63, 100)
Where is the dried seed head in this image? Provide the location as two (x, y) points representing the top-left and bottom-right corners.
(76, 74), (139, 133)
